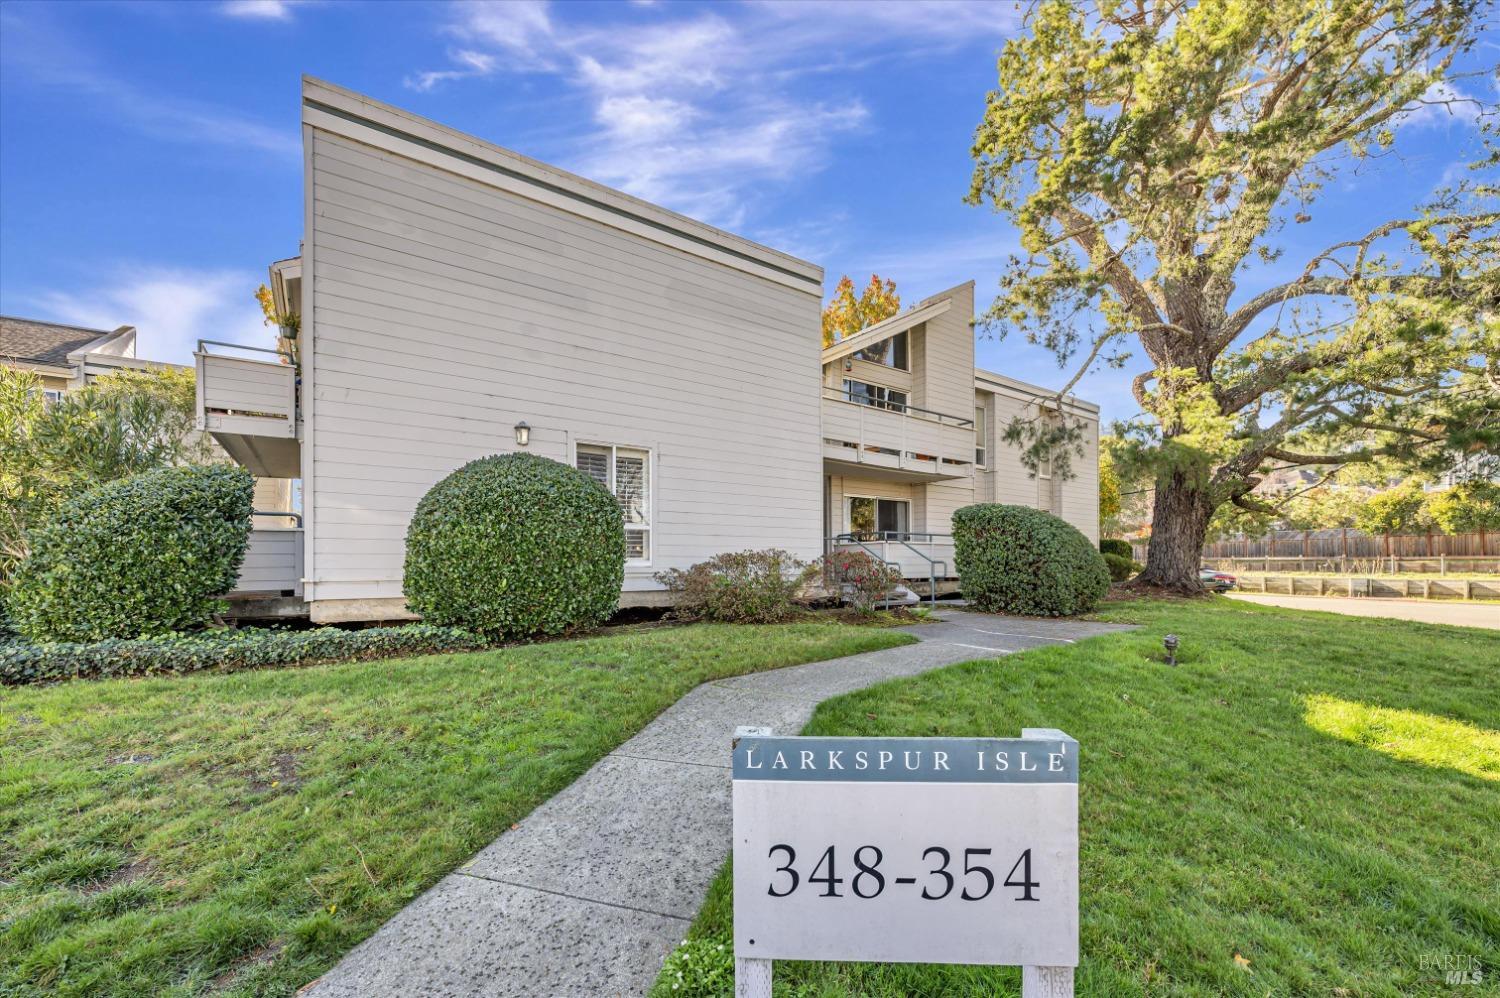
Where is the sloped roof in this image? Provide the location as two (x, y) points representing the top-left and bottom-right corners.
(821, 298), (953, 364)
(0, 316), (113, 367)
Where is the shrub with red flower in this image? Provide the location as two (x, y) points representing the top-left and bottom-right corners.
(819, 550), (902, 614)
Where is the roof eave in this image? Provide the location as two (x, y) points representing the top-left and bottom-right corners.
(821, 298), (952, 365)
(975, 368), (1100, 414)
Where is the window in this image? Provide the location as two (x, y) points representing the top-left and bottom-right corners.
(576, 443), (652, 562)
(975, 405), (988, 467)
(29, 388), (65, 409)
(847, 496), (909, 540)
(853, 330), (909, 370)
(1037, 410), (1058, 480)
(843, 379), (908, 413)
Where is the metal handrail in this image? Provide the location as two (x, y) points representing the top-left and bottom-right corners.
(254, 510), (303, 527)
(829, 531), (953, 607)
(196, 339), (293, 364)
(823, 387), (974, 428)
(825, 534), (904, 610)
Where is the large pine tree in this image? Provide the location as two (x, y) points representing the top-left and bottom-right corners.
(968, 0), (1498, 589)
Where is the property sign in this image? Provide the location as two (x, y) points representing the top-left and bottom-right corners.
(731, 731), (1079, 971)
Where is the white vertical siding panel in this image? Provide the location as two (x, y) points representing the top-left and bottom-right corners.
(914, 283), (976, 422)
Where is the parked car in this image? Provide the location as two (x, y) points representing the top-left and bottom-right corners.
(1199, 568), (1237, 592)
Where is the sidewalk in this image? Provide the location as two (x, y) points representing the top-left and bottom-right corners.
(304, 610), (1132, 997)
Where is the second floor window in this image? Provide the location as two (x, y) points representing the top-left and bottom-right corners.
(576, 443), (651, 563)
(853, 330), (909, 370)
(843, 379), (908, 413)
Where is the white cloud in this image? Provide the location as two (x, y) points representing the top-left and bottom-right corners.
(1400, 80), (1485, 129)
(402, 1), (998, 227)
(455, 0), (557, 70)
(0, 10), (298, 160)
(221, 0), (307, 20)
(594, 95), (696, 142)
(26, 268), (270, 368)
(406, 48), (499, 92)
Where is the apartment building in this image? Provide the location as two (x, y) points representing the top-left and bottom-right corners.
(197, 78), (1097, 622)
(820, 281), (1098, 589)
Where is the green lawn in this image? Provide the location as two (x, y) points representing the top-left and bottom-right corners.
(655, 599), (1499, 997)
(0, 621), (914, 997)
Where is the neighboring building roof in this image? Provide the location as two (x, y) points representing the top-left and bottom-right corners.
(0, 315), (118, 367)
(1258, 467), (1323, 492)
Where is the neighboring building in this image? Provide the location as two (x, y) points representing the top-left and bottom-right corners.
(196, 78), (1098, 623)
(1, 316), (147, 397)
(1, 314), (297, 542)
(1438, 449), (1500, 488)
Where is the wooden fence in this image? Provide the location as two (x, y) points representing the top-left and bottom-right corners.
(1205, 527), (1492, 559)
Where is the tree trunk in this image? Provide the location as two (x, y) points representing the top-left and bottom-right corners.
(1137, 473), (1214, 591)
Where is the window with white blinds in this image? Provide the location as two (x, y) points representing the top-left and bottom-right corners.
(576, 443), (651, 563)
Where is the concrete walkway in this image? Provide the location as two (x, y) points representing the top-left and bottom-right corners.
(1229, 592), (1500, 630)
(305, 610), (1132, 998)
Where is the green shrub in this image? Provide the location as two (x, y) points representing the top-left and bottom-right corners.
(0, 624), (488, 686)
(953, 504), (1110, 616)
(404, 453), (624, 639)
(1103, 552), (1142, 582)
(8, 465), (254, 642)
(655, 549), (816, 623)
(820, 549), (904, 614)
(1100, 537), (1134, 559)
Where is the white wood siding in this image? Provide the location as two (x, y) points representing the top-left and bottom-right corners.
(232, 528), (304, 595)
(912, 282), (975, 421)
(971, 384), (1100, 545)
(303, 117), (822, 605)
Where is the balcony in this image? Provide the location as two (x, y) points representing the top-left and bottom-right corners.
(195, 340), (300, 478)
(229, 524), (305, 598)
(821, 387), (973, 482)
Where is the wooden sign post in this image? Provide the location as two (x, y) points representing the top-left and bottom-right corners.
(731, 727), (1078, 998)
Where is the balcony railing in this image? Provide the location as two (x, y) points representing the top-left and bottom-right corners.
(195, 340), (301, 478)
(229, 522), (304, 597)
(823, 386), (973, 428)
(821, 387), (974, 479)
(195, 340), (297, 439)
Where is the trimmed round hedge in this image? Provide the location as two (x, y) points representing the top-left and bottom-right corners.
(953, 504), (1110, 616)
(9, 464), (254, 642)
(403, 453), (624, 639)
(1103, 552), (1141, 582)
(1100, 537), (1133, 559)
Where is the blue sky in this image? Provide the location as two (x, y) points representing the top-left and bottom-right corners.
(1, 0), (1492, 426)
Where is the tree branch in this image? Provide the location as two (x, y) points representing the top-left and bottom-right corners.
(1053, 204), (1166, 334)
(1263, 446), (1372, 466)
